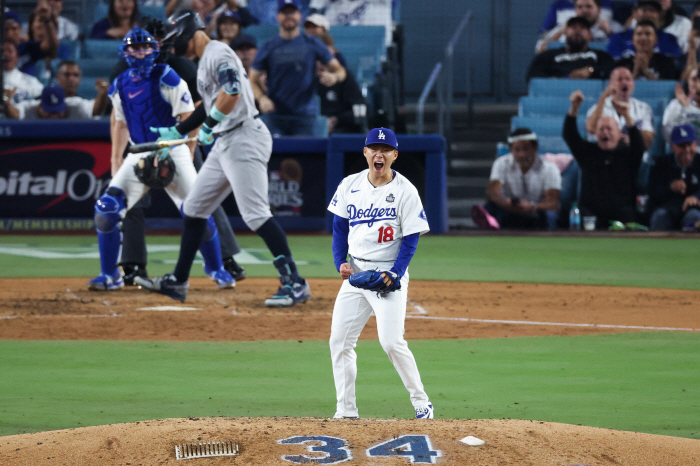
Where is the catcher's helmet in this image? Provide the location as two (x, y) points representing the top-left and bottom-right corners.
(119, 27), (160, 78)
(163, 10), (205, 56)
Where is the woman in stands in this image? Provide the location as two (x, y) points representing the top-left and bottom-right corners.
(90, 0), (140, 40)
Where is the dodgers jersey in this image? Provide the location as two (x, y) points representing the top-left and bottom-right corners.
(328, 170), (429, 262)
(197, 40), (258, 134)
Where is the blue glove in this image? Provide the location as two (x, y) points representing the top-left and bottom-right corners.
(150, 126), (182, 140)
(198, 123), (214, 145)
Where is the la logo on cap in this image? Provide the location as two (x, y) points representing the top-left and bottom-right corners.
(378, 130), (385, 140)
(51, 94), (59, 105)
(681, 128), (688, 137)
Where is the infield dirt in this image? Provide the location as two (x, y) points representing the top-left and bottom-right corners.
(1, 278), (699, 465)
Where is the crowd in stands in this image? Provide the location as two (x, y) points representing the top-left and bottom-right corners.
(3, 0), (390, 135)
(474, 0), (700, 233)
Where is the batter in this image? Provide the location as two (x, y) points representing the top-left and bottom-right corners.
(327, 127), (433, 419)
(88, 27), (233, 291)
(139, 10), (310, 305)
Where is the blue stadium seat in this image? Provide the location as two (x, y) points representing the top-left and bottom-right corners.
(331, 26), (385, 83)
(245, 25), (281, 46)
(78, 77), (98, 99)
(79, 58), (119, 78)
(528, 78), (604, 98)
(83, 40), (121, 59)
(545, 41), (608, 51)
(519, 96), (596, 118)
(511, 115), (587, 137)
(630, 80), (676, 100)
(61, 40), (81, 61)
(538, 136), (572, 154)
(93, 3), (165, 23)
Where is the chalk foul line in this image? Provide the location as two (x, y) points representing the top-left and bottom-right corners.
(405, 315), (700, 332)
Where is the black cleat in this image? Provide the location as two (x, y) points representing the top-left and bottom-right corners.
(122, 264), (148, 286)
(223, 257), (246, 281)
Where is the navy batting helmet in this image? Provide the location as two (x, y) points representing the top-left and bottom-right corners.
(163, 10), (205, 56)
(119, 27), (161, 78)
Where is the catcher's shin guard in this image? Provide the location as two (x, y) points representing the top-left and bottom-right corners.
(95, 187), (126, 277)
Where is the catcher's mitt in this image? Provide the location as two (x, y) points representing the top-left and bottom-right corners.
(348, 269), (401, 293)
(134, 152), (176, 189)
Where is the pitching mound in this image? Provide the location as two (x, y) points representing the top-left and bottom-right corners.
(2, 417), (699, 465)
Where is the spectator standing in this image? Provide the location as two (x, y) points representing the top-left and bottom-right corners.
(3, 85), (91, 119)
(250, 0), (346, 137)
(538, 0), (614, 39)
(660, 0), (691, 52)
(315, 31), (366, 134)
(616, 20), (679, 80)
(608, 0), (681, 59)
(472, 128), (561, 230)
(56, 61), (110, 116)
(2, 41), (44, 104)
(586, 66), (655, 150)
(18, 3), (60, 76)
(662, 66), (700, 145)
(648, 124), (700, 229)
(536, 0), (623, 54)
(566, 90), (645, 228)
(91, 0), (139, 40)
(46, 0), (80, 41)
(231, 33), (257, 74)
(310, 0), (394, 46)
(528, 16), (616, 81)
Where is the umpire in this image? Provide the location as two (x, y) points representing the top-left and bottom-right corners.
(109, 16), (245, 283)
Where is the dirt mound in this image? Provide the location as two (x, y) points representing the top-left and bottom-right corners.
(2, 417), (698, 465)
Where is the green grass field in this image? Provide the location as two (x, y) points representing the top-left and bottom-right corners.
(1, 234), (699, 438)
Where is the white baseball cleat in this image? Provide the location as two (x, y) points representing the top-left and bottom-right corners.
(415, 403), (434, 419)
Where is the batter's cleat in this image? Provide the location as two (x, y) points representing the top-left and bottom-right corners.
(415, 404), (434, 419)
(134, 274), (189, 302)
(122, 264), (148, 286)
(223, 256), (246, 281)
(333, 413), (359, 419)
(88, 272), (124, 291)
(264, 279), (311, 307)
(203, 264), (235, 289)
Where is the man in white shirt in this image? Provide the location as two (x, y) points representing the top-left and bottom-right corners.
(310, 0), (393, 46)
(2, 41), (44, 104)
(585, 66), (655, 150)
(472, 128), (562, 230)
(55, 60), (110, 117)
(3, 85), (91, 119)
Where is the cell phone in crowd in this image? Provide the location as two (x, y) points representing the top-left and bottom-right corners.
(694, 16), (700, 31)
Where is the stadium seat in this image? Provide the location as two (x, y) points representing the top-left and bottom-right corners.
(245, 25), (281, 46)
(519, 96), (596, 118)
(630, 80), (676, 99)
(528, 78), (604, 98)
(83, 40), (121, 59)
(61, 40), (81, 61)
(511, 115), (587, 137)
(544, 41), (608, 51)
(78, 77), (99, 99)
(79, 58), (119, 78)
(93, 3), (165, 23)
(538, 136), (572, 154)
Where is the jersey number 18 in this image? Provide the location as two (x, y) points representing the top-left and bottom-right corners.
(377, 226), (394, 243)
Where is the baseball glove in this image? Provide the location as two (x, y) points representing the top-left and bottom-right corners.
(348, 269), (401, 293)
(134, 152), (176, 189)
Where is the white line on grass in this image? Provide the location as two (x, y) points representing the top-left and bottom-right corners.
(406, 315), (700, 332)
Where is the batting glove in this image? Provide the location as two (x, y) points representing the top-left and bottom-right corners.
(198, 123), (215, 145)
(150, 126), (182, 141)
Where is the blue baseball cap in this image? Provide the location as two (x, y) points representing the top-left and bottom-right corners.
(231, 33), (257, 50)
(365, 127), (398, 150)
(218, 10), (241, 23)
(40, 86), (67, 114)
(4, 7), (20, 24)
(671, 124), (696, 145)
(278, 0), (301, 12)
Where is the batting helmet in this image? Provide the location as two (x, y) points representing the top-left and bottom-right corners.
(163, 10), (205, 57)
(119, 27), (160, 78)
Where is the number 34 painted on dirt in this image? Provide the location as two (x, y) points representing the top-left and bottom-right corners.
(278, 435), (441, 464)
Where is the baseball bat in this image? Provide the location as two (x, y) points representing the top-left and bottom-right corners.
(128, 136), (197, 153)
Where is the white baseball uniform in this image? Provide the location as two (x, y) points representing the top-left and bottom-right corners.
(109, 73), (196, 212)
(327, 169), (431, 418)
(182, 39), (274, 232)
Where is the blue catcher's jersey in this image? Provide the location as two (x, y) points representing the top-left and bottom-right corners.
(111, 64), (181, 144)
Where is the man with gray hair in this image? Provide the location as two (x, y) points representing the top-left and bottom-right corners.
(472, 128), (562, 230)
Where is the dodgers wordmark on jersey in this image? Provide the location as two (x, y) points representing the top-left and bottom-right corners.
(197, 40), (258, 134)
(328, 169), (429, 262)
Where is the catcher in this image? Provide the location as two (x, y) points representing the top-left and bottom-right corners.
(88, 27), (233, 291)
(327, 127), (434, 419)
